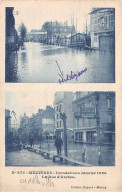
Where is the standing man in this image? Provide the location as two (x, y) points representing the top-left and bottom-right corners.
(29, 135), (34, 147)
(55, 136), (63, 155)
(46, 136), (50, 152)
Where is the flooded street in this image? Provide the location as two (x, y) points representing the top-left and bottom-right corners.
(5, 42), (115, 83)
(6, 141), (115, 166)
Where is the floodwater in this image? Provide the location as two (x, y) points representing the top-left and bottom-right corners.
(6, 141), (115, 166)
(5, 42), (115, 83)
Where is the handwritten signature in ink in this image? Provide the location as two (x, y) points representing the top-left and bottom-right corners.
(56, 60), (87, 84)
(20, 175), (54, 187)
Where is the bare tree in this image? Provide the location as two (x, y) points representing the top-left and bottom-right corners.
(18, 23), (27, 42)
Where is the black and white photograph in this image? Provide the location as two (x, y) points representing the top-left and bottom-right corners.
(1, 0), (122, 191)
(5, 91), (115, 167)
(5, 4), (115, 83)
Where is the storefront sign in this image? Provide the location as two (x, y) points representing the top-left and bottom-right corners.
(81, 103), (96, 118)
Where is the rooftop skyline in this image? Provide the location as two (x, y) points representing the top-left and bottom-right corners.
(14, 2), (91, 33)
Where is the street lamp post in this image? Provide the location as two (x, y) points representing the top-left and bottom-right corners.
(96, 93), (102, 166)
(59, 111), (68, 157)
(96, 93), (100, 145)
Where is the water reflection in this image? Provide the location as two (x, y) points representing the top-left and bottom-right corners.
(5, 42), (115, 83)
(20, 52), (27, 69)
(41, 46), (69, 56)
(5, 52), (19, 82)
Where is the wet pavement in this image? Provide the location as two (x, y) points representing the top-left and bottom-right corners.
(6, 140), (115, 166)
(5, 42), (115, 83)
(6, 149), (56, 166)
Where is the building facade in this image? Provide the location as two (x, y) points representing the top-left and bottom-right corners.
(42, 106), (55, 138)
(19, 109), (43, 141)
(73, 92), (115, 145)
(55, 33), (91, 48)
(5, 109), (11, 135)
(26, 30), (47, 43)
(90, 8), (115, 51)
(5, 109), (12, 151)
(53, 92), (74, 141)
(41, 21), (75, 45)
(69, 33), (85, 48)
(6, 7), (18, 52)
(19, 106), (55, 141)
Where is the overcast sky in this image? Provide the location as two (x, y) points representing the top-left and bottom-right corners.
(5, 90), (79, 126)
(6, 90), (56, 123)
(14, 2), (91, 33)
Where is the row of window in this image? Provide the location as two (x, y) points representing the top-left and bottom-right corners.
(53, 28), (69, 32)
(43, 124), (54, 127)
(91, 14), (115, 31)
(56, 120), (62, 128)
(94, 35), (98, 42)
(54, 104), (62, 112)
(75, 114), (113, 129)
(74, 98), (112, 117)
(75, 132), (96, 142)
(76, 118), (97, 128)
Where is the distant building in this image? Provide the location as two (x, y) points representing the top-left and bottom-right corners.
(19, 109), (43, 140)
(73, 92), (115, 145)
(5, 109), (11, 134)
(68, 33), (85, 48)
(19, 113), (30, 139)
(53, 92), (74, 141)
(53, 33), (90, 48)
(42, 106), (55, 138)
(19, 106), (55, 140)
(89, 8), (115, 51)
(26, 30), (47, 43)
(5, 109), (11, 151)
(42, 21), (75, 45)
(51, 21), (75, 35)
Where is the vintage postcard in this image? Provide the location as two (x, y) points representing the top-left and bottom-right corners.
(0, 0), (122, 192)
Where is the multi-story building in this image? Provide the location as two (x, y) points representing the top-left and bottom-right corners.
(26, 30), (47, 43)
(6, 7), (18, 52)
(19, 106), (55, 140)
(53, 92), (74, 141)
(42, 21), (75, 45)
(20, 109), (43, 140)
(73, 92), (115, 145)
(89, 8), (115, 51)
(5, 109), (11, 134)
(5, 109), (11, 151)
(30, 109), (44, 140)
(19, 113), (30, 139)
(42, 106), (55, 138)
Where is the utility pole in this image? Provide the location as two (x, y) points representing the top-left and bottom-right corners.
(96, 93), (103, 166)
(86, 18), (88, 35)
(96, 93), (100, 145)
(75, 8), (77, 34)
(59, 111), (68, 157)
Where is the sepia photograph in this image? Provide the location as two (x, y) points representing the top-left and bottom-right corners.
(5, 5), (115, 83)
(5, 91), (115, 167)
